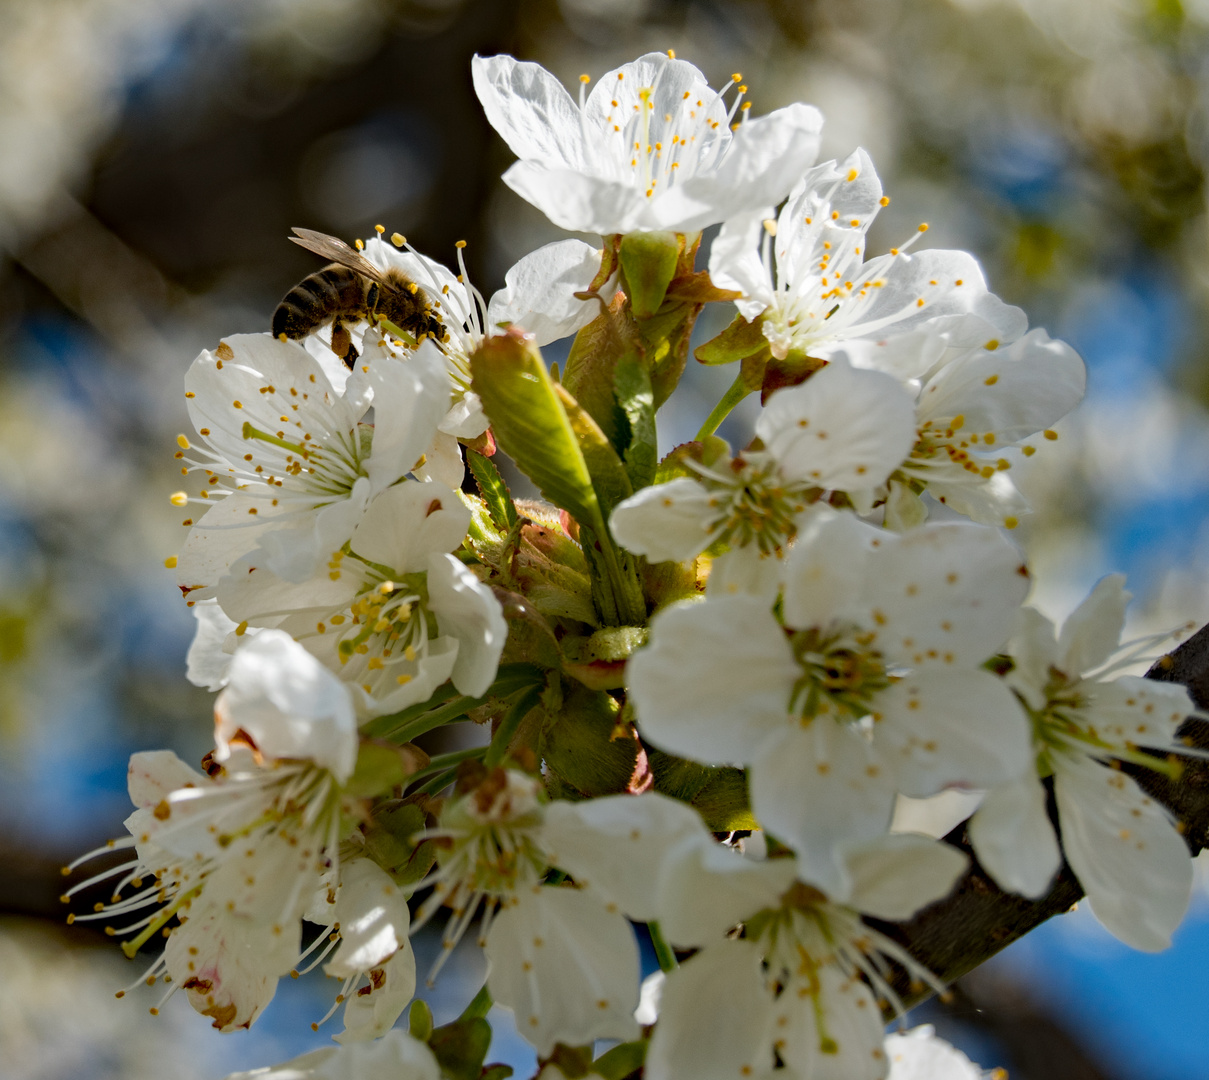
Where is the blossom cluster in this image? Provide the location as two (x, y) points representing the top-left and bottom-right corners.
(64, 49), (1200, 1080)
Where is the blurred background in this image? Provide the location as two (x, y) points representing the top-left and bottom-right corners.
(2, 0), (1209, 1076)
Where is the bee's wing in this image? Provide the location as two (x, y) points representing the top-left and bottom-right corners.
(288, 228), (396, 289)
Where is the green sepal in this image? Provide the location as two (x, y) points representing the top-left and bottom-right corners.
(344, 739), (429, 798)
(545, 1044), (596, 1079)
(593, 1040), (648, 1080)
(614, 353), (657, 489)
(541, 684), (644, 797)
(619, 230), (680, 320)
(760, 348), (826, 403)
(466, 449), (518, 532)
(470, 330), (606, 537)
(562, 291), (634, 447)
(652, 437), (731, 484)
(694, 312), (768, 365)
(554, 382), (633, 515)
(358, 800), (437, 887)
(408, 999), (434, 1042)
(648, 751), (756, 831)
(428, 1017), (493, 1080)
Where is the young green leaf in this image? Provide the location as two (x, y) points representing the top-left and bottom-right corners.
(467, 449), (519, 532)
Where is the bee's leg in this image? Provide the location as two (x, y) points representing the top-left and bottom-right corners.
(343, 342), (360, 369)
(365, 282), (380, 320)
(331, 320), (354, 365)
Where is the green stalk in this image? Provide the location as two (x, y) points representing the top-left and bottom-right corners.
(695, 369), (755, 442)
(647, 920), (678, 972)
(484, 684), (545, 768)
(459, 983), (493, 1021)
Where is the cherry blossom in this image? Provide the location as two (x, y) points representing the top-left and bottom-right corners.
(472, 51), (823, 235)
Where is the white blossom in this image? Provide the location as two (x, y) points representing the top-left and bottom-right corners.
(969, 575), (1195, 950)
(410, 769), (642, 1055)
(174, 334), (450, 594)
(64, 634), (360, 1032)
(709, 149), (1025, 366)
(472, 52), (823, 235)
(884, 1025), (988, 1080)
(210, 481), (506, 717)
(609, 359), (916, 580)
(628, 509), (1031, 894)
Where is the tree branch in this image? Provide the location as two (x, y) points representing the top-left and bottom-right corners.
(875, 621), (1209, 1003)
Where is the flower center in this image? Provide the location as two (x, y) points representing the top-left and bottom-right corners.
(789, 625), (890, 724)
(695, 457), (812, 554)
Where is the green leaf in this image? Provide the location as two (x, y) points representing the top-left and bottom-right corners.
(614, 354), (657, 489)
(619, 230), (681, 319)
(466, 449), (519, 532)
(554, 383), (633, 514)
(359, 801), (436, 887)
(648, 751), (755, 831)
(344, 739), (428, 798)
(593, 1041), (648, 1080)
(694, 311), (768, 365)
(428, 1017), (492, 1080)
(541, 684), (642, 796)
(471, 331), (606, 537)
(562, 293), (630, 447)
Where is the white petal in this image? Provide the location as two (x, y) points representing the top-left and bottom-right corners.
(540, 793), (710, 922)
(439, 391), (490, 439)
(225, 1032), (440, 1080)
(413, 429), (465, 490)
(325, 858), (412, 979)
(502, 162), (648, 235)
(757, 360), (916, 491)
(656, 834), (797, 947)
(609, 478), (717, 563)
(485, 887), (640, 1055)
(781, 507), (880, 630)
(839, 832), (968, 919)
(706, 546), (787, 599)
(215, 629), (358, 781)
(884, 1025), (983, 1080)
(177, 491), (287, 601)
(708, 211), (774, 317)
(857, 521), (1028, 669)
(256, 475), (373, 584)
(777, 966), (887, 1080)
(628, 595), (798, 765)
(662, 103), (824, 233)
(1083, 674), (1193, 750)
(924, 471), (1029, 530)
(1005, 605), (1060, 709)
(186, 600), (242, 691)
(750, 724), (898, 897)
(426, 552), (507, 698)
(349, 481), (470, 574)
(1058, 573), (1129, 677)
(1054, 753), (1192, 951)
(472, 54), (596, 171)
(487, 239), (602, 345)
(968, 771), (1061, 899)
(874, 669), (1032, 796)
(916, 328), (1085, 444)
(126, 750), (206, 809)
(164, 901), (298, 1032)
(645, 940), (778, 1080)
(333, 949), (419, 1044)
(364, 341), (451, 496)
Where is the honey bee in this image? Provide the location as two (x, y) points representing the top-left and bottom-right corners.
(272, 227), (445, 367)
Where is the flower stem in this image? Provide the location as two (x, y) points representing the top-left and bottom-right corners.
(695, 370), (754, 441)
(647, 920), (678, 972)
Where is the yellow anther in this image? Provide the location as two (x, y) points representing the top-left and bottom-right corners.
(455, 240), (467, 249)
(666, 49), (676, 58)
(354, 238), (364, 250)
(176, 434), (190, 450)
(1043, 429), (1059, 441)
(918, 222), (929, 232)
(404, 645), (417, 662)
(391, 233), (405, 247)
(580, 73), (590, 83)
(163, 555), (178, 569)
(846, 168), (859, 182)
(235, 621), (248, 636)
(763, 218), (777, 236)
(396, 674), (412, 685)
(879, 196), (890, 206)
(951, 414), (964, 430)
(374, 224), (385, 234)
(170, 492), (188, 507)
(1004, 517), (1019, 529)
(732, 73), (742, 82)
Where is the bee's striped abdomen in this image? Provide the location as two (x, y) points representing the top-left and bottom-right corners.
(271, 264), (365, 340)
